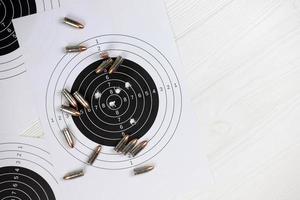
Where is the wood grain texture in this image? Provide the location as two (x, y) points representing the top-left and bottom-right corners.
(165, 0), (300, 199)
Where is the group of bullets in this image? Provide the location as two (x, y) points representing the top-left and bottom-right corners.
(63, 144), (102, 180)
(60, 85), (104, 179)
(63, 132), (154, 179)
(114, 134), (155, 175)
(114, 134), (148, 157)
(61, 17), (154, 180)
(62, 131), (154, 180)
(61, 89), (91, 117)
(64, 17), (124, 75)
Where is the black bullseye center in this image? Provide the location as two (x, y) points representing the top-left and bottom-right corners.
(106, 94), (122, 110)
(71, 58), (159, 146)
(98, 87), (130, 118)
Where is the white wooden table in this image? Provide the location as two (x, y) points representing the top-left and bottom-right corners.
(165, 0), (300, 199)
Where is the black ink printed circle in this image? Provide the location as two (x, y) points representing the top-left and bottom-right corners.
(71, 58), (159, 146)
(0, 166), (55, 200)
(0, 0), (37, 56)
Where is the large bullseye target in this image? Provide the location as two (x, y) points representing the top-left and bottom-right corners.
(71, 58), (159, 146)
(46, 34), (182, 170)
(0, 166), (56, 200)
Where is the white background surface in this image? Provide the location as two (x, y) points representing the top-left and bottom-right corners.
(164, 0), (300, 199)
(7, 0), (300, 199)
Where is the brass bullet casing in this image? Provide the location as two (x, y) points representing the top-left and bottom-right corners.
(65, 46), (87, 53)
(62, 89), (78, 109)
(122, 139), (138, 155)
(63, 169), (84, 180)
(60, 105), (81, 117)
(130, 140), (148, 157)
(114, 134), (129, 153)
(133, 165), (155, 175)
(100, 51), (110, 59)
(63, 17), (84, 29)
(73, 91), (91, 112)
(87, 145), (102, 165)
(95, 58), (113, 74)
(108, 56), (124, 74)
(62, 128), (75, 148)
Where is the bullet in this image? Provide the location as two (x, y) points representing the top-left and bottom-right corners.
(65, 46), (87, 53)
(87, 145), (102, 165)
(122, 139), (138, 155)
(95, 58), (113, 74)
(63, 17), (84, 29)
(63, 169), (84, 180)
(133, 165), (154, 175)
(130, 140), (148, 157)
(108, 56), (123, 74)
(73, 91), (91, 112)
(60, 105), (81, 117)
(114, 134), (129, 153)
(62, 89), (78, 109)
(62, 128), (75, 148)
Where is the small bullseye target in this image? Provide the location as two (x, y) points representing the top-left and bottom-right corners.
(0, 166), (56, 200)
(0, 0), (37, 56)
(0, 141), (58, 199)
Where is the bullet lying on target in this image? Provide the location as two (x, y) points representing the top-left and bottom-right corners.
(62, 89), (78, 109)
(62, 128), (75, 148)
(122, 139), (138, 155)
(108, 56), (124, 74)
(65, 46), (87, 53)
(73, 91), (91, 112)
(63, 17), (85, 29)
(114, 134), (130, 153)
(87, 145), (102, 165)
(60, 105), (81, 117)
(133, 165), (155, 175)
(130, 140), (148, 157)
(63, 169), (85, 180)
(95, 58), (113, 74)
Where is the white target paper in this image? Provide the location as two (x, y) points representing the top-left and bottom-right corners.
(0, 0), (92, 137)
(13, 0), (213, 199)
(0, 0), (62, 137)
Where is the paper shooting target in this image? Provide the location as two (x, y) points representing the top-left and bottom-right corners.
(46, 34), (183, 170)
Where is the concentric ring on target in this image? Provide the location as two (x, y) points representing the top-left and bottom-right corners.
(46, 34), (182, 170)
